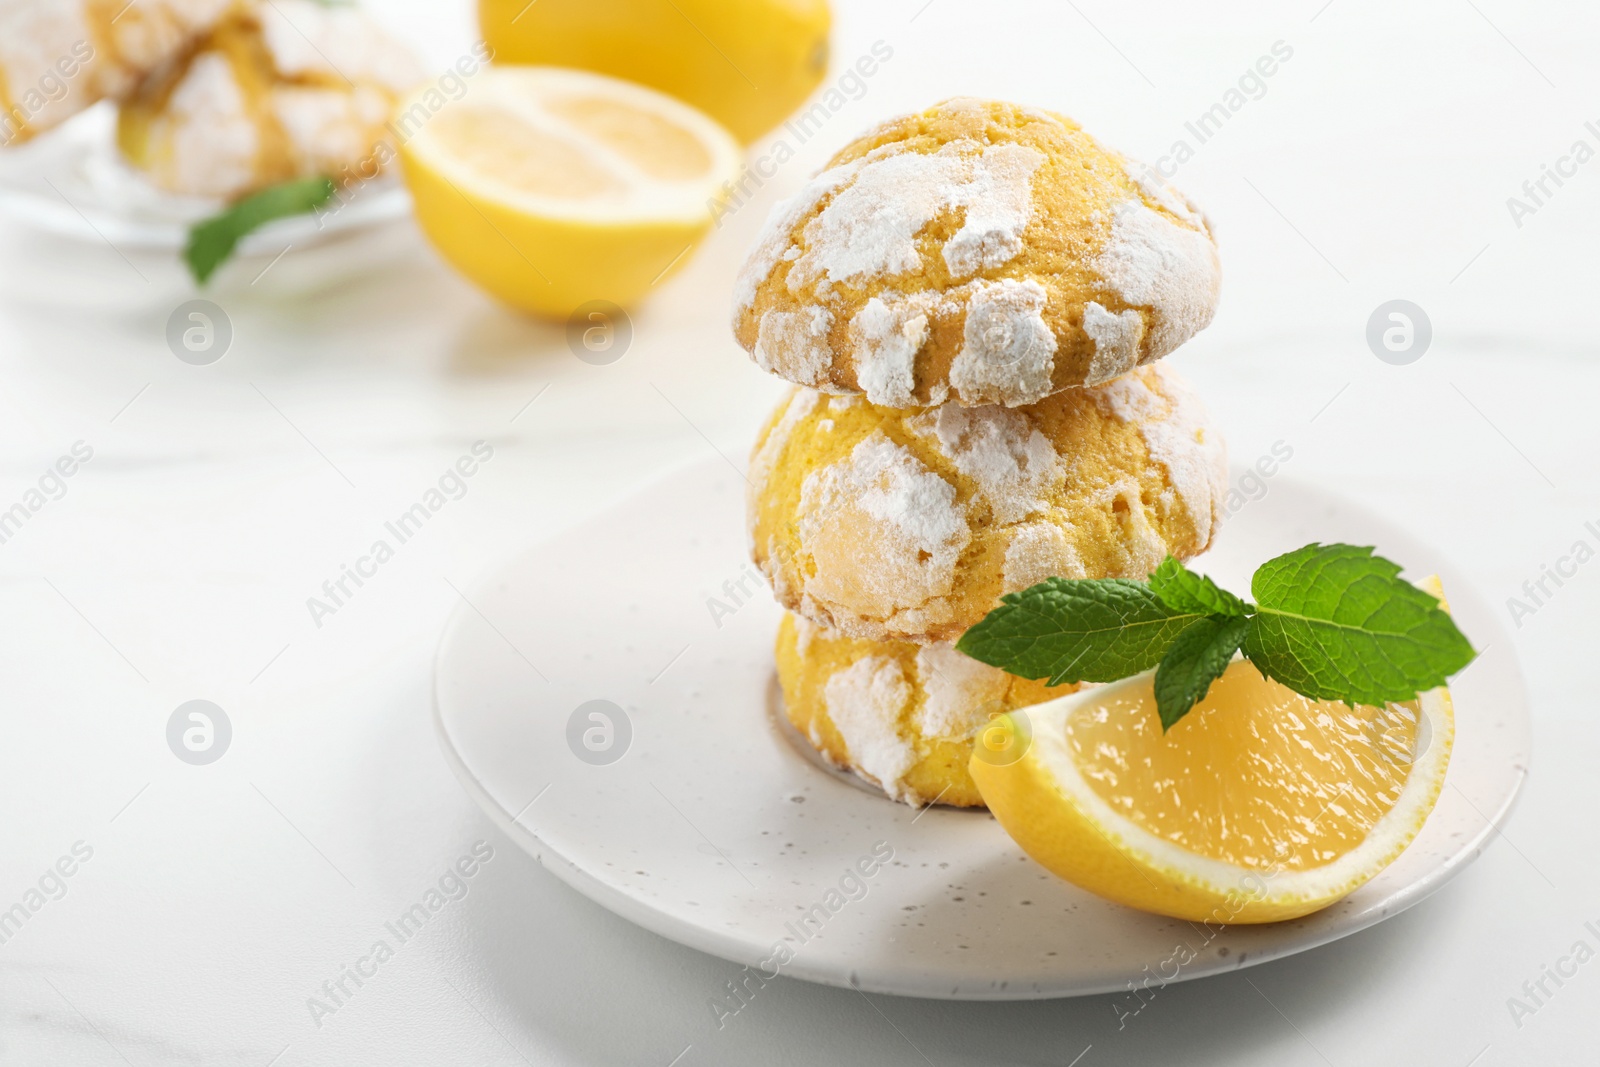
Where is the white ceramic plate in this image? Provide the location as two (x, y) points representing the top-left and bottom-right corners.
(433, 458), (1530, 1000)
(0, 104), (408, 251)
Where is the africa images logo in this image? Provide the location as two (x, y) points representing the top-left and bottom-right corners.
(305, 442), (495, 628)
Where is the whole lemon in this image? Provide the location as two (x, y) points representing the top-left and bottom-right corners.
(479, 0), (831, 144)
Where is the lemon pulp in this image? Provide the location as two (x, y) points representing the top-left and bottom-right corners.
(541, 96), (714, 180)
(428, 106), (626, 199)
(398, 66), (742, 317)
(1067, 667), (1422, 872)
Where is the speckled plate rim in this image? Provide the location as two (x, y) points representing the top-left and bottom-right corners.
(432, 458), (1531, 1000)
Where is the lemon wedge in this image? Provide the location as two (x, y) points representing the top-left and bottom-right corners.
(970, 578), (1457, 923)
(398, 66), (742, 318)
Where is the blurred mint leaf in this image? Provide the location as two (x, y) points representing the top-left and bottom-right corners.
(1242, 543), (1477, 707)
(1153, 614), (1250, 730)
(1149, 556), (1250, 618)
(954, 577), (1204, 687)
(184, 176), (335, 286)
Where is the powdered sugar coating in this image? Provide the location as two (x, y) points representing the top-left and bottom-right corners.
(139, 68), (398, 199)
(794, 613), (820, 658)
(909, 404), (1060, 524)
(949, 279), (1057, 406)
(1002, 522), (1087, 593)
(797, 432), (970, 628)
(1094, 200), (1221, 360)
(260, 0), (422, 93)
(1081, 300), (1143, 385)
(0, 0), (234, 140)
(940, 143), (1046, 277)
(1091, 364), (1227, 537)
(788, 151), (960, 289)
(823, 657), (915, 799)
(154, 51), (259, 199)
(785, 141), (1044, 293)
(273, 84), (396, 177)
(732, 160), (865, 320)
(756, 308), (833, 387)
(0, 4), (95, 138)
(1122, 158), (1205, 228)
(111, 1), (420, 199)
(914, 643), (1009, 740)
(107, 0), (235, 71)
(849, 292), (940, 407)
(773, 610), (1090, 807)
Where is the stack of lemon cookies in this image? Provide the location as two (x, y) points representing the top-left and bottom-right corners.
(733, 98), (1228, 807)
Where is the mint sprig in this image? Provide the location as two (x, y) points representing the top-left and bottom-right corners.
(1148, 556), (1248, 618)
(951, 578), (1204, 688)
(955, 543), (1477, 730)
(184, 176), (336, 285)
(1244, 544), (1477, 707)
(1152, 614), (1250, 731)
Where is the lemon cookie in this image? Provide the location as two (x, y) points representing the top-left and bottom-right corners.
(749, 363), (1226, 643)
(117, 0), (421, 199)
(0, 0), (235, 146)
(732, 97), (1220, 407)
(775, 612), (1080, 807)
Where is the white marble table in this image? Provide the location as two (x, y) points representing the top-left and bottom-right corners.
(1, 1), (1596, 1063)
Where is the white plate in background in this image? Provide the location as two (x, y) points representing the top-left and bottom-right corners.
(0, 104), (408, 253)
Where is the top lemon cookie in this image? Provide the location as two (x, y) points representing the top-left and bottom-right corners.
(732, 98), (1221, 408)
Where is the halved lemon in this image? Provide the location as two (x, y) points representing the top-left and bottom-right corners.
(970, 578), (1456, 923)
(398, 66), (743, 318)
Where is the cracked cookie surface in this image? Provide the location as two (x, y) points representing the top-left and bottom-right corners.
(732, 97), (1221, 408)
(749, 363), (1228, 643)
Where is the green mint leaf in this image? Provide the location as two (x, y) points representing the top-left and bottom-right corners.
(184, 176), (336, 285)
(1152, 614), (1250, 731)
(1148, 556), (1250, 617)
(955, 577), (1204, 687)
(1243, 543), (1477, 706)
